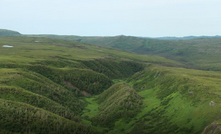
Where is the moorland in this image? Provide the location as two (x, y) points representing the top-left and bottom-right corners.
(0, 29), (221, 134)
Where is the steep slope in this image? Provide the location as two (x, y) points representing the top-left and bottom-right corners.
(81, 64), (221, 134)
(1, 36), (167, 133)
(127, 65), (221, 134)
(0, 99), (93, 134)
(82, 58), (144, 79)
(2, 35), (221, 133)
(92, 82), (143, 127)
(27, 65), (112, 95)
(0, 85), (77, 121)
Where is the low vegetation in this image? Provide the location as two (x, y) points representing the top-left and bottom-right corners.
(92, 82), (143, 128)
(1, 31), (221, 133)
(31, 34), (221, 71)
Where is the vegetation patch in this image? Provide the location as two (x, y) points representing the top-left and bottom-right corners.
(1, 35), (221, 133)
(92, 82), (143, 128)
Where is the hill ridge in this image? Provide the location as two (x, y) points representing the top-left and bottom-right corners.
(0, 29), (21, 36)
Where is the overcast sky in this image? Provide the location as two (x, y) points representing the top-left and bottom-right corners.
(1, 0), (221, 37)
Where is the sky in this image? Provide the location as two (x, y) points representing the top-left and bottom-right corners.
(1, 0), (221, 37)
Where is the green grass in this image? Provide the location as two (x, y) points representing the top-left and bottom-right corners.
(106, 88), (161, 134)
(92, 82), (143, 128)
(82, 97), (99, 120)
(0, 98), (93, 134)
(79, 63), (221, 133)
(32, 34), (221, 71)
(0, 36), (179, 67)
(81, 97), (109, 133)
(0, 36), (157, 133)
(1, 35), (221, 133)
(126, 65), (221, 134)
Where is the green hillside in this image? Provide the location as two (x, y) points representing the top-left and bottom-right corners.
(0, 36), (178, 133)
(81, 65), (221, 134)
(1, 35), (221, 133)
(93, 82), (143, 128)
(83, 36), (221, 71)
(0, 29), (21, 36)
(30, 34), (221, 71)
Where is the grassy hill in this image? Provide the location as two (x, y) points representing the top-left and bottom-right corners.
(29, 34), (221, 71)
(81, 36), (221, 71)
(93, 82), (143, 128)
(0, 36), (180, 133)
(80, 64), (221, 134)
(0, 29), (21, 36)
(1, 34), (221, 133)
(127, 65), (221, 134)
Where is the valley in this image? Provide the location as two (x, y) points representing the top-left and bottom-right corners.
(0, 30), (221, 133)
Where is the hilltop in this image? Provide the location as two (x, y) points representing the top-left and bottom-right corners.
(0, 29), (21, 36)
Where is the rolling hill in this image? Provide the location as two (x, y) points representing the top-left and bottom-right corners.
(0, 31), (221, 133)
(29, 34), (221, 71)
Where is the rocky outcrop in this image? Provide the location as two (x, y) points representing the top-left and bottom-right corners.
(202, 122), (221, 134)
(209, 101), (215, 107)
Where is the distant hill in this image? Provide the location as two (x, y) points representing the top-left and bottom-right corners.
(0, 29), (21, 36)
(4, 29), (221, 71)
(154, 35), (221, 40)
(29, 34), (221, 71)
